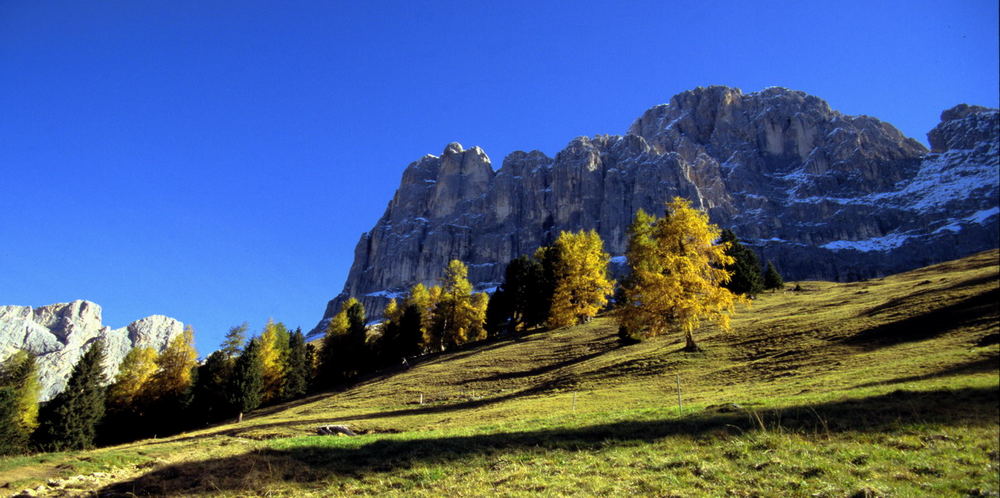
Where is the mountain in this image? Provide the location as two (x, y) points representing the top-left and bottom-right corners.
(0, 300), (184, 401)
(312, 86), (999, 336)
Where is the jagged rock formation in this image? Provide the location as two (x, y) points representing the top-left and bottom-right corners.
(312, 86), (999, 336)
(0, 300), (184, 401)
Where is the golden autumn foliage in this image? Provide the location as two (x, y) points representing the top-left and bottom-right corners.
(259, 319), (289, 403)
(325, 305), (350, 337)
(405, 283), (442, 351)
(150, 326), (198, 399)
(383, 298), (402, 326)
(469, 292), (489, 342)
(0, 351), (40, 435)
(426, 285), (444, 348)
(430, 260), (489, 349)
(546, 230), (615, 329)
(618, 197), (747, 350)
(107, 347), (159, 409)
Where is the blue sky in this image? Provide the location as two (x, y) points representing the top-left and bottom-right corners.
(1, 1), (997, 355)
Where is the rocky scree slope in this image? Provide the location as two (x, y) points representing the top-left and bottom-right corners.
(0, 300), (183, 401)
(313, 86), (999, 335)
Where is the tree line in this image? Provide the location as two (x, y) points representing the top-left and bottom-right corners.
(0, 196), (784, 455)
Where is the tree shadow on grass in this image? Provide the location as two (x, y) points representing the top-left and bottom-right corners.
(100, 385), (999, 496)
(844, 287), (999, 350)
(849, 351), (999, 390)
(457, 347), (615, 385)
(130, 374), (578, 449)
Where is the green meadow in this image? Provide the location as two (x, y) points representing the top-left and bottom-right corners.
(3, 250), (997, 497)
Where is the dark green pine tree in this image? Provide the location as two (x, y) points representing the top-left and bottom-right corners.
(0, 387), (25, 455)
(398, 303), (424, 358)
(220, 323), (248, 358)
(318, 325), (344, 388)
(191, 350), (235, 423)
(510, 255), (549, 329)
(377, 315), (402, 367)
(304, 343), (317, 390)
(227, 338), (264, 422)
(720, 229), (765, 298)
(763, 261), (785, 291)
(534, 245), (561, 328)
(36, 340), (108, 451)
(484, 288), (511, 337)
(283, 328), (309, 400)
(345, 301), (368, 378)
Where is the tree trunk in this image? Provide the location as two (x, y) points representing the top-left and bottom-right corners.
(683, 330), (701, 352)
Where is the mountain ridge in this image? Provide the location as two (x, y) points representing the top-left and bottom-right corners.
(312, 86), (999, 336)
(0, 300), (184, 401)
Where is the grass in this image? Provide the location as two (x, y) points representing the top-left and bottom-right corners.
(2, 250), (997, 496)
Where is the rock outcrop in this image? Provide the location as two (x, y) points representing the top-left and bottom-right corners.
(0, 300), (184, 401)
(312, 86), (999, 336)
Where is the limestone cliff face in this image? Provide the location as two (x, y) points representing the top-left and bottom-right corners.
(0, 300), (184, 401)
(314, 86), (999, 335)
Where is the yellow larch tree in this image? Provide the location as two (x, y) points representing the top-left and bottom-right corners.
(0, 351), (41, 438)
(383, 298), (402, 328)
(618, 197), (746, 350)
(107, 346), (159, 411)
(404, 283), (438, 352)
(467, 292), (490, 342)
(546, 230), (615, 329)
(259, 319), (289, 403)
(150, 325), (198, 401)
(436, 260), (476, 349)
(325, 306), (350, 337)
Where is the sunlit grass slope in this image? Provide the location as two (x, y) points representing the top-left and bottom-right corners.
(3, 250), (998, 496)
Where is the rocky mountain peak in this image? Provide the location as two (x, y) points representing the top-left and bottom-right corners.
(311, 86), (998, 337)
(928, 104), (999, 153)
(0, 301), (184, 401)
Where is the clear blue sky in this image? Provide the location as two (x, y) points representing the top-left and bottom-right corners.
(1, 1), (997, 355)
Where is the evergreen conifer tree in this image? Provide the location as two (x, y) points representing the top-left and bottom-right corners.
(764, 261), (785, 291)
(720, 229), (765, 298)
(304, 343), (318, 388)
(318, 302), (349, 387)
(227, 338), (264, 422)
(283, 329), (309, 399)
(378, 300), (405, 367)
(191, 350), (235, 423)
(345, 300), (368, 377)
(0, 387), (26, 455)
(534, 245), (560, 326)
(484, 288), (511, 337)
(37, 340), (108, 451)
(398, 303), (424, 358)
(489, 255), (549, 334)
(220, 323), (248, 358)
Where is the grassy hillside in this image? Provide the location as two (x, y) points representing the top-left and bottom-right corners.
(3, 250), (998, 496)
